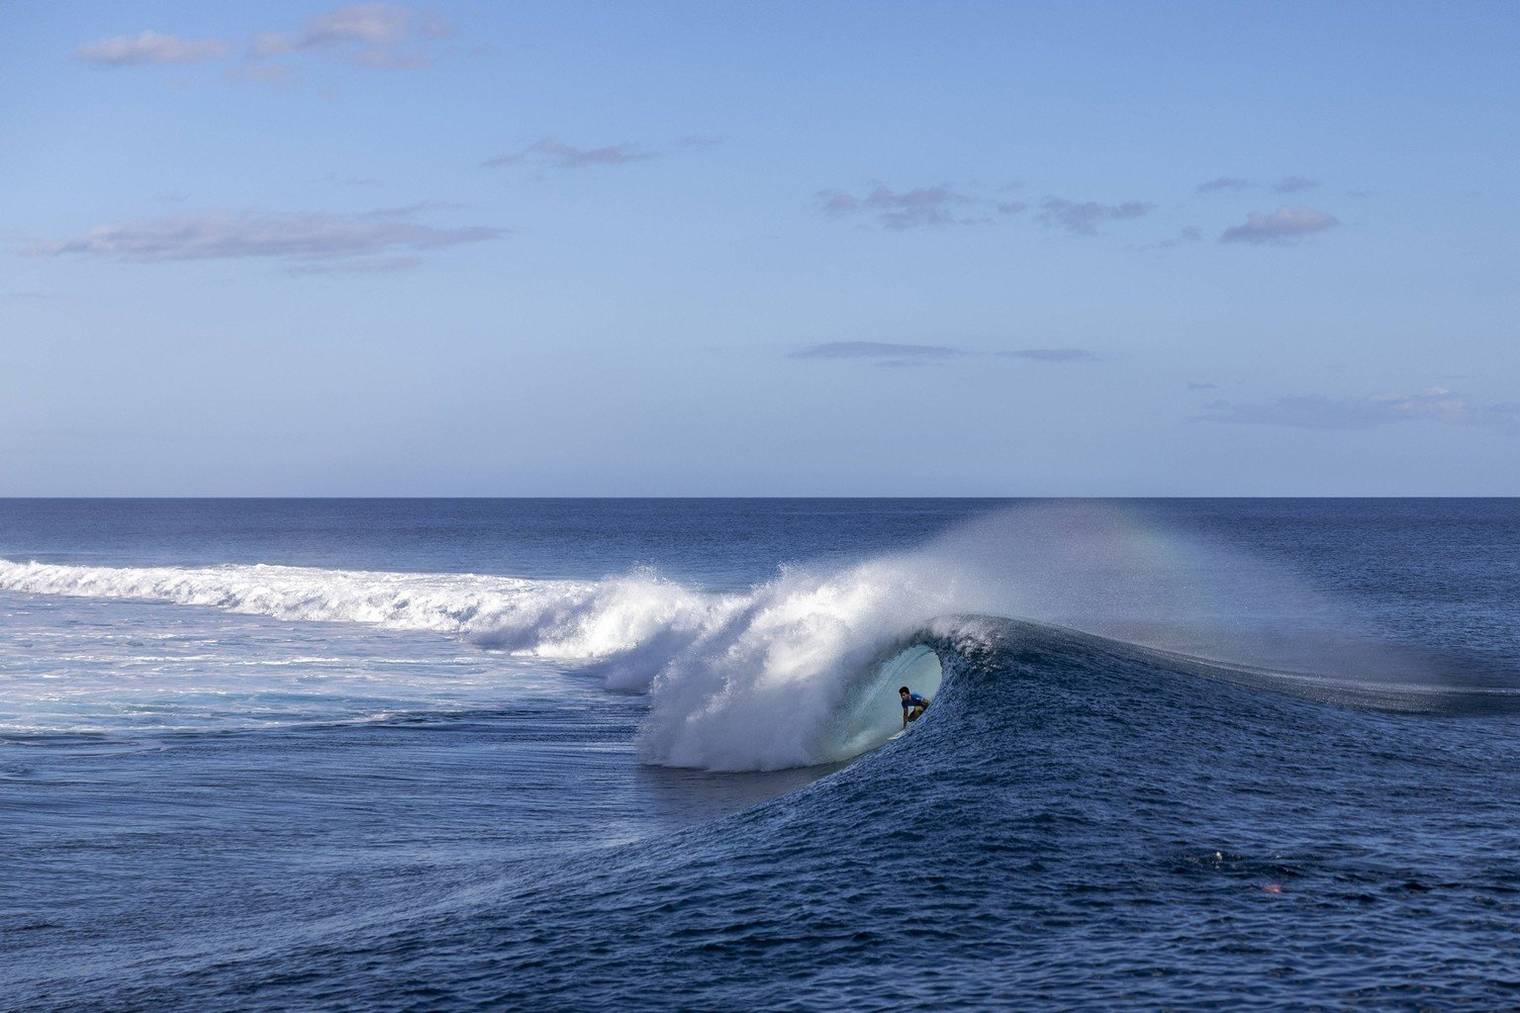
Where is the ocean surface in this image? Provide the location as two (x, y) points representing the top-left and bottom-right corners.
(2, 498), (1518, 1009)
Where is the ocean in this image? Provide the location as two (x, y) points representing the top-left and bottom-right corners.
(2, 498), (1518, 1008)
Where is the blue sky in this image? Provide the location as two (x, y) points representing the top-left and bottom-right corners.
(3, 1), (1517, 495)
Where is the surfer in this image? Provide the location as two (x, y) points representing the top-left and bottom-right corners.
(899, 686), (930, 729)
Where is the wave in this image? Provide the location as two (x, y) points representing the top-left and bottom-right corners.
(0, 504), (1489, 770)
(0, 554), (973, 768)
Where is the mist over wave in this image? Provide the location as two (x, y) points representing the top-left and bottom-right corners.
(0, 503), (1447, 768)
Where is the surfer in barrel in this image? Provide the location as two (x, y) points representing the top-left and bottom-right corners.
(899, 685), (931, 729)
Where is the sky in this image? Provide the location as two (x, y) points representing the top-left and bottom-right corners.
(3, 0), (1517, 495)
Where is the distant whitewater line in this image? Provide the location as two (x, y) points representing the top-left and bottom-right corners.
(0, 558), (731, 660)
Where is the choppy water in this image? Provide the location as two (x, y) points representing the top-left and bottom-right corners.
(2, 499), (1518, 1008)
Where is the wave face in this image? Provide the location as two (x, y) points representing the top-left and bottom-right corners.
(32, 616), (1520, 1009)
(0, 502), (1494, 768)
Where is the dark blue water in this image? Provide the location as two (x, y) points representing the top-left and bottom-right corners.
(2, 499), (1518, 1008)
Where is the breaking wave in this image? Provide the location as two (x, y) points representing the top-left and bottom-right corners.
(0, 504), (1484, 769)
(0, 553), (974, 768)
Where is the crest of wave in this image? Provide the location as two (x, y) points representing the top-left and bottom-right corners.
(635, 554), (976, 770)
(629, 501), (1398, 770)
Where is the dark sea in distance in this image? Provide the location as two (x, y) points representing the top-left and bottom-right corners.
(2, 498), (1518, 1009)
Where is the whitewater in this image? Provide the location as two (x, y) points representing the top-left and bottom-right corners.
(0, 551), (966, 768)
(0, 501), (1475, 769)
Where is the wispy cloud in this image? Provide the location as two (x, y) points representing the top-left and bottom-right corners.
(1196, 175), (1321, 196)
(256, 4), (407, 51)
(996, 348), (1098, 363)
(28, 207), (503, 266)
(252, 3), (444, 65)
(1195, 387), (1518, 431)
(1187, 381), (1219, 391)
(1037, 198), (1153, 236)
(77, 31), (229, 65)
(1196, 176), (1253, 194)
(817, 183), (1154, 234)
(1272, 175), (1318, 194)
(1220, 206), (1339, 244)
(813, 184), (1009, 230)
(482, 136), (715, 171)
(77, 5), (446, 73)
(789, 341), (963, 362)
(484, 138), (655, 170)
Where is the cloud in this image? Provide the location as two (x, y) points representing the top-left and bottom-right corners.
(77, 6), (445, 72)
(252, 4), (445, 67)
(481, 136), (715, 170)
(817, 182), (1116, 232)
(483, 138), (657, 170)
(1196, 176), (1253, 194)
(1037, 198), (1153, 236)
(1195, 387), (1518, 431)
(1220, 206), (1339, 244)
(814, 185), (991, 230)
(28, 208), (503, 265)
(1197, 175), (1321, 196)
(1272, 175), (1318, 194)
(76, 31), (229, 65)
(789, 341), (963, 361)
(256, 3), (410, 52)
(1187, 381), (1219, 391)
(997, 348), (1098, 363)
